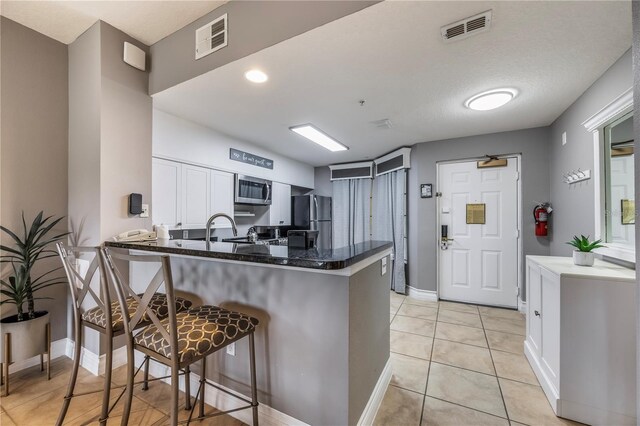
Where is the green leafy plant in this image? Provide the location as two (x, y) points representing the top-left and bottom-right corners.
(566, 235), (605, 253)
(0, 211), (69, 321)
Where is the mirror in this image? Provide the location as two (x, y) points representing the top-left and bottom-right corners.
(603, 111), (634, 248)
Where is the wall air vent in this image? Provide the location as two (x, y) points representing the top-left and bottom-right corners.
(441, 10), (492, 42)
(371, 118), (394, 129)
(329, 162), (374, 181)
(195, 14), (228, 60)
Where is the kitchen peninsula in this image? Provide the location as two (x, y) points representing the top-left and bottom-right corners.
(104, 239), (393, 425)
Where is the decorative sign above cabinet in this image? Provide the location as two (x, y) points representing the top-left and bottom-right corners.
(230, 148), (274, 170)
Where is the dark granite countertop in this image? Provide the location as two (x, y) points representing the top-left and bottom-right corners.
(104, 239), (393, 270)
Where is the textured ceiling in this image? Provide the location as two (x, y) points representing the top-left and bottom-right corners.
(153, 1), (632, 167)
(0, 0), (227, 45)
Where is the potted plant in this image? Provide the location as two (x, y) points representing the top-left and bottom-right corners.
(0, 212), (68, 384)
(566, 235), (605, 266)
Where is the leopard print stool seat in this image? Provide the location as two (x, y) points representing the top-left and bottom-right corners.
(82, 293), (193, 333)
(134, 305), (259, 365)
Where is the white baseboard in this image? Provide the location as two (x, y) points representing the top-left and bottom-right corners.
(357, 358), (392, 426)
(134, 352), (307, 426)
(64, 340), (128, 376)
(406, 286), (438, 302)
(518, 299), (527, 314)
(5, 337), (69, 374)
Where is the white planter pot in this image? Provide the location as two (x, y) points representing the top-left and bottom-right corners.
(573, 250), (594, 266)
(0, 311), (49, 363)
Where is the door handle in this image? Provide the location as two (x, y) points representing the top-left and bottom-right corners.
(534, 310), (540, 317)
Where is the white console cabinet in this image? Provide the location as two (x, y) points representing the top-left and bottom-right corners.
(525, 256), (636, 425)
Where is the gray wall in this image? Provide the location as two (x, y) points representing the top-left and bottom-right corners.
(632, 2), (639, 422)
(408, 127), (551, 295)
(313, 166), (332, 196)
(149, 1), (379, 94)
(549, 49), (633, 256)
(131, 255), (390, 425)
(0, 17), (69, 341)
(68, 21), (152, 354)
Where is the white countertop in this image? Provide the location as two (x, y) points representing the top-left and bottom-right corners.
(526, 255), (636, 282)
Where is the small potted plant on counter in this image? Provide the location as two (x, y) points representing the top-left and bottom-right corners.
(567, 235), (605, 266)
(0, 211), (68, 393)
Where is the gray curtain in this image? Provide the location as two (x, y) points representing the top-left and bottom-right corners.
(373, 170), (406, 294)
(332, 178), (372, 249)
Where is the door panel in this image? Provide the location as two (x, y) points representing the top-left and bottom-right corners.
(527, 262), (542, 355)
(152, 158), (181, 227)
(540, 268), (560, 390)
(181, 164), (210, 228)
(438, 158), (519, 307)
(211, 170), (234, 227)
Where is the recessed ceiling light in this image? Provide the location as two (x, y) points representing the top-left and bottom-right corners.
(465, 88), (517, 111)
(245, 69), (268, 83)
(289, 124), (348, 152)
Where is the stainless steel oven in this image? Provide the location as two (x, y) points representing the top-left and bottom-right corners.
(235, 174), (272, 205)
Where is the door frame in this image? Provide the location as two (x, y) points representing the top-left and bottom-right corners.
(435, 154), (523, 308)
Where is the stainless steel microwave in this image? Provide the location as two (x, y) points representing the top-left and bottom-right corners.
(235, 174), (272, 205)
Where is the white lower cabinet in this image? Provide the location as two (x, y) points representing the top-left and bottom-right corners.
(152, 158), (234, 229)
(525, 256), (636, 426)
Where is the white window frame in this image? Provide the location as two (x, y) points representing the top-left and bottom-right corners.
(582, 86), (634, 264)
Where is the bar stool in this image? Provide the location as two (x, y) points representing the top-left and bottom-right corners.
(55, 243), (193, 425)
(101, 247), (260, 425)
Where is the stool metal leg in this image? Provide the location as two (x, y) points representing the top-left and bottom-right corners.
(142, 355), (150, 391)
(170, 358), (180, 425)
(120, 336), (136, 426)
(56, 321), (81, 426)
(184, 365), (191, 410)
(249, 333), (259, 426)
(199, 358), (206, 419)
(99, 330), (114, 425)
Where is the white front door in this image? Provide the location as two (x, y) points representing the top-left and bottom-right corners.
(438, 158), (519, 308)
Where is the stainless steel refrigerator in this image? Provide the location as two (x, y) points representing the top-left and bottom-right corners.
(292, 195), (332, 249)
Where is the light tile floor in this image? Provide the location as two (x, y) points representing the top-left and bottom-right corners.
(0, 358), (243, 425)
(0, 293), (581, 426)
(379, 291), (581, 426)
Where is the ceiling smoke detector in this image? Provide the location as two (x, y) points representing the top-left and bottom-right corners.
(371, 119), (393, 129)
(441, 10), (492, 42)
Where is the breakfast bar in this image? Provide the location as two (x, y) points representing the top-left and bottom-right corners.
(105, 239), (393, 425)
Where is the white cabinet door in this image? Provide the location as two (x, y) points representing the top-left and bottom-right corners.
(152, 158), (181, 227)
(540, 267), (560, 391)
(526, 260), (542, 357)
(270, 182), (291, 226)
(210, 170), (234, 228)
(181, 164), (210, 228)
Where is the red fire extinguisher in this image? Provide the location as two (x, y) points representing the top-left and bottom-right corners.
(533, 203), (552, 237)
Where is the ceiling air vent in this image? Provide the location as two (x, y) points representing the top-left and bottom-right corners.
(441, 10), (492, 42)
(195, 14), (228, 60)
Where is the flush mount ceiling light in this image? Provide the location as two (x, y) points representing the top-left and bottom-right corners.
(465, 88), (517, 111)
(290, 124), (348, 152)
(244, 69), (268, 83)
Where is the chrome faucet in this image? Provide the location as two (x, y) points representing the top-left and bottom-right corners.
(205, 213), (238, 248)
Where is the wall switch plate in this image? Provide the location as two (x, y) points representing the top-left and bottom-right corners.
(381, 257), (387, 275)
(226, 342), (236, 356)
(562, 132), (567, 146)
(182, 230), (189, 239)
(140, 204), (149, 218)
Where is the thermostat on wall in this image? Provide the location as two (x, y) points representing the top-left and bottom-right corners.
(129, 193), (143, 215)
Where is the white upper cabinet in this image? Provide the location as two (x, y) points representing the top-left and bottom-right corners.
(152, 158), (182, 227)
(269, 182), (291, 226)
(210, 170), (234, 228)
(181, 164), (210, 228)
(152, 158), (236, 229)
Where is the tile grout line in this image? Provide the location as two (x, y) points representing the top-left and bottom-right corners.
(418, 300), (439, 426)
(479, 311), (511, 423)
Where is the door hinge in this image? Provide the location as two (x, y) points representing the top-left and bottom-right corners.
(516, 229), (520, 239)
(515, 171), (520, 181)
